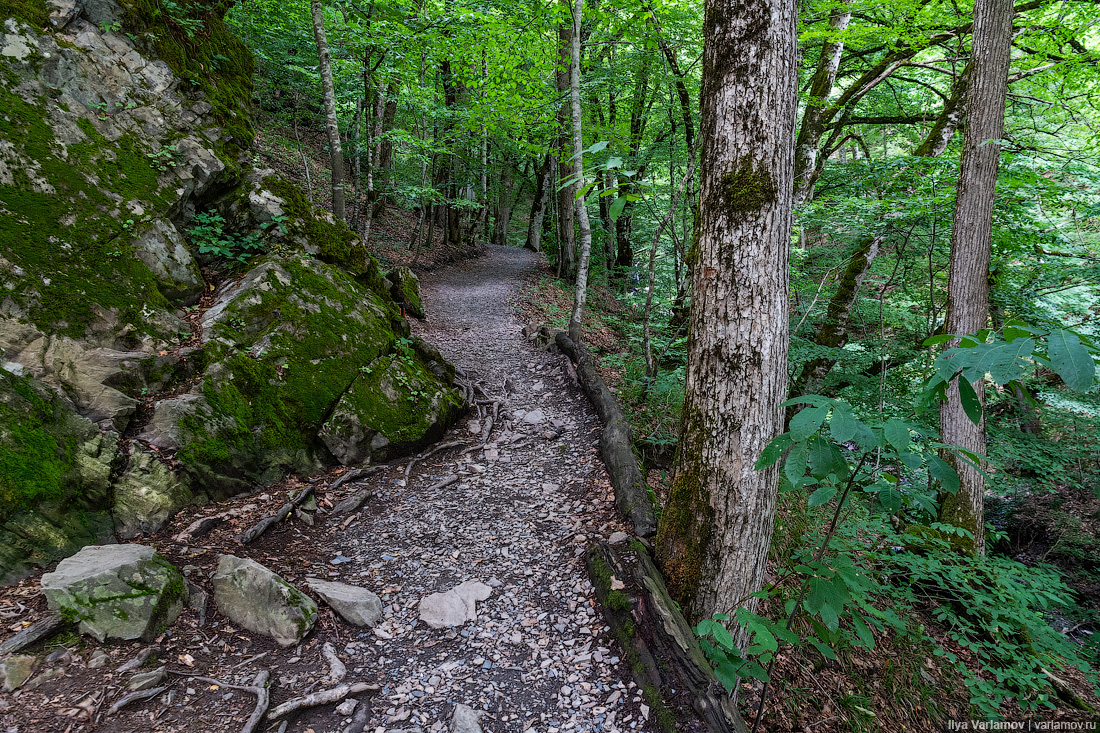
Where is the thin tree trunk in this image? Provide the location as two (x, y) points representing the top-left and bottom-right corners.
(792, 1), (852, 207)
(913, 63), (971, 158)
(556, 17), (577, 278)
(525, 154), (551, 252)
(654, 0), (797, 651)
(938, 0), (1013, 556)
(292, 93), (313, 203)
(310, 0), (344, 221)
(568, 0), (592, 341)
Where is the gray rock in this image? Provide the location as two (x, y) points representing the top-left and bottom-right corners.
(212, 555), (317, 647)
(450, 703), (484, 733)
(0, 655), (36, 692)
(131, 220), (204, 304)
(128, 665), (167, 690)
(41, 544), (187, 643)
(112, 448), (204, 539)
(521, 409), (546, 424)
(335, 698), (358, 716)
(608, 531), (629, 545)
(306, 579), (382, 628)
(86, 649), (109, 669)
(46, 0), (83, 29)
(418, 581), (493, 629)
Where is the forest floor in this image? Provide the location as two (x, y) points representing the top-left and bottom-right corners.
(0, 245), (661, 733)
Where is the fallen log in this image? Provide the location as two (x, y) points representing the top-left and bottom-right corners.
(585, 541), (748, 733)
(0, 613), (65, 655)
(555, 331), (657, 538)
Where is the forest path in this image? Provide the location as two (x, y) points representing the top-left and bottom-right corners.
(325, 245), (652, 732)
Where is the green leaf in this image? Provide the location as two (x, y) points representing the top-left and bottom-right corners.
(790, 404), (830, 441)
(852, 614), (875, 648)
(609, 196), (627, 222)
(972, 338), (1035, 384)
(928, 455), (959, 495)
(808, 436), (846, 479)
(877, 486), (902, 514)
(1048, 329), (1096, 392)
(829, 407), (859, 443)
(755, 433), (792, 470)
(958, 378), (983, 425)
(811, 641), (837, 660)
(808, 484), (837, 507)
(818, 602), (840, 632)
(784, 442), (809, 485)
(923, 334), (955, 346)
(714, 660), (740, 691)
(711, 622), (735, 651)
(584, 140), (609, 153)
(748, 623), (778, 652)
(883, 418), (911, 454)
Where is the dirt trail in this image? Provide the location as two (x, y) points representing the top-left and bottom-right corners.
(0, 246), (655, 733)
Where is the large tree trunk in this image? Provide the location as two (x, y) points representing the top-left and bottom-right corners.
(654, 0), (796, 649)
(568, 0), (593, 340)
(938, 0), (1013, 556)
(792, 1), (852, 208)
(525, 154), (551, 252)
(310, 0), (345, 221)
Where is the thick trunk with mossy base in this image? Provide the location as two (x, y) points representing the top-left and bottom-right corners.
(937, 0), (1014, 555)
(654, 0), (796, 648)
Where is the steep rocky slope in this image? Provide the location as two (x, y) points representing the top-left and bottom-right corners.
(0, 0), (462, 582)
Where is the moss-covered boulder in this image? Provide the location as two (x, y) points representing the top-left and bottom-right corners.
(40, 543), (187, 642)
(212, 554), (316, 647)
(0, 367), (117, 584)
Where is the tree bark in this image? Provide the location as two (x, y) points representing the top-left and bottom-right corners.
(568, 0), (593, 340)
(938, 0), (1013, 556)
(654, 0), (796, 649)
(492, 163), (515, 247)
(913, 62), (970, 158)
(792, 1), (852, 208)
(310, 0), (345, 221)
(525, 154), (551, 252)
(556, 17), (577, 278)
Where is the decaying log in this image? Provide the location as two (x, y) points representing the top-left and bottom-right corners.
(238, 484), (316, 544)
(556, 331), (657, 538)
(267, 681), (379, 720)
(0, 613), (64, 655)
(586, 541), (749, 733)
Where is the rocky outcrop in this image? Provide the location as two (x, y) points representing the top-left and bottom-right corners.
(388, 266), (425, 319)
(0, 1), (464, 581)
(40, 544), (186, 642)
(213, 555), (317, 647)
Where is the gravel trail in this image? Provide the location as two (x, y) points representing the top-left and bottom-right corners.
(330, 245), (653, 732)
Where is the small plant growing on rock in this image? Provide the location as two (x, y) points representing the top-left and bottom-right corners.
(187, 211), (266, 269)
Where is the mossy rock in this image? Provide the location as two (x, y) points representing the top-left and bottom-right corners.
(0, 368), (118, 583)
(387, 266), (425, 319)
(40, 543), (187, 642)
(319, 349), (465, 465)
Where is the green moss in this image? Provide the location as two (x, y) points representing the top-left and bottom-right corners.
(0, 0), (47, 26)
(653, 453), (714, 617)
(0, 81), (175, 337)
(118, 0), (254, 154)
(720, 162), (777, 215)
(642, 684), (677, 732)
(259, 175), (388, 291)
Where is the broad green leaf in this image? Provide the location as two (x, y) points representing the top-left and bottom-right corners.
(818, 602), (840, 633)
(806, 577), (828, 613)
(711, 622), (735, 651)
(808, 436), (846, 479)
(1048, 329), (1096, 392)
(784, 442), (809, 485)
(609, 196), (627, 222)
(807, 484), (837, 507)
(584, 140), (609, 153)
(829, 407), (860, 443)
(972, 338), (1034, 384)
(928, 455), (959, 494)
(755, 433), (792, 470)
(714, 660), (740, 691)
(877, 486), (902, 513)
(958, 378), (982, 425)
(923, 334), (955, 346)
(748, 623), (778, 652)
(811, 641), (837, 660)
(790, 404), (830, 440)
(852, 614), (875, 648)
(883, 418), (911, 454)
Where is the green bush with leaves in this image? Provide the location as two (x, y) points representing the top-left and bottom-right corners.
(186, 211), (267, 268)
(695, 389), (1099, 721)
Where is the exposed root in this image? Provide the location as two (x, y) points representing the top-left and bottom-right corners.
(238, 484), (316, 545)
(107, 685), (166, 716)
(267, 681), (380, 720)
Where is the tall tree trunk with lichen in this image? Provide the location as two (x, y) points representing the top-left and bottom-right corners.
(568, 0), (592, 341)
(937, 0), (1013, 556)
(310, 0), (345, 222)
(654, 0), (796, 648)
(556, 16), (577, 279)
(525, 154), (551, 252)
